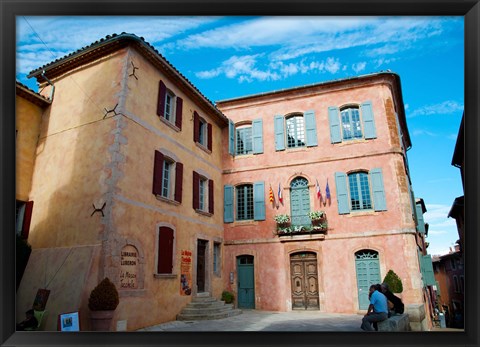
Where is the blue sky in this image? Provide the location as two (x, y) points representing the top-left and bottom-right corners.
(16, 16), (464, 256)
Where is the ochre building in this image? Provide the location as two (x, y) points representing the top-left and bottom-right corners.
(16, 33), (432, 331)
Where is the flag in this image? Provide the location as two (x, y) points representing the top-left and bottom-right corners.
(269, 185), (275, 204)
(325, 179), (331, 206)
(278, 183), (283, 205)
(316, 179), (323, 204)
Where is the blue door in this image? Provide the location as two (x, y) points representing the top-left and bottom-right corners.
(237, 255), (255, 309)
(290, 177), (311, 226)
(355, 250), (381, 310)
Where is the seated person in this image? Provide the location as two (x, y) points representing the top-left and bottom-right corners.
(381, 282), (404, 316)
(16, 309), (38, 331)
(361, 284), (388, 331)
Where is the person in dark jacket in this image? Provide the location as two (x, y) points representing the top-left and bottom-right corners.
(381, 283), (404, 316)
(16, 309), (38, 331)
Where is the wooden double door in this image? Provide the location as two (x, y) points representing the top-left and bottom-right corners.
(290, 252), (320, 310)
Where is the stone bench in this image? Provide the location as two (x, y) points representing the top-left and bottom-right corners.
(377, 314), (410, 332)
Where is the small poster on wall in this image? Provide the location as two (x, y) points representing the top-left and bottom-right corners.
(180, 250), (192, 296)
(33, 289), (50, 311)
(58, 311), (80, 332)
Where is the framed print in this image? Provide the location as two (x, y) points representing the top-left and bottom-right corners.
(57, 311), (80, 332)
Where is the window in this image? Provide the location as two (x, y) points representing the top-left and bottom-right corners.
(450, 257), (456, 270)
(286, 115), (306, 148)
(335, 168), (386, 214)
(460, 275), (464, 294)
(157, 80), (183, 129)
(328, 101), (376, 143)
(453, 275), (460, 293)
(193, 171), (214, 215)
(164, 90), (175, 122)
(274, 111), (317, 151)
(236, 126), (253, 155)
(213, 242), (221, 275)
(193, 111), (212, 151)
(341, 107), (362, 140)
(199, 177), (207, 211)
(348, 172), (372, 211)
(157, 226), (174, 274)
(162, 159), (173, 198)
(228, 119), (263, 156)
(224, 182), (265, 222)
(152, 150), (183, 203)
(236, 184), (254, 220)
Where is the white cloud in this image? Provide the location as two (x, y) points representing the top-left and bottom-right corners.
(197, 55), (345, 82)
(411, 129), (438, 137)
(16, 16), (216, 74)
(408, 100), (464, 118)
(352, 62), (367, 73)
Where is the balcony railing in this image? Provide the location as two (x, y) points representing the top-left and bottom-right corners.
(274, 216), (328, 236)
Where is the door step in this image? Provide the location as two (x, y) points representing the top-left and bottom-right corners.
(177, 295), (242, 321)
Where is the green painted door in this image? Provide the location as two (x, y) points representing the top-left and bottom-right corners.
(355, 250), (381, 310)
(237, 255), (255, 309)
(290, 177), (311, 226)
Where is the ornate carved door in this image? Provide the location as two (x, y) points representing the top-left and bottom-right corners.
(290, 252), (319, 310)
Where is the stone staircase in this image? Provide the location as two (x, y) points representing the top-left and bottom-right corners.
(176, 293), (242, 321)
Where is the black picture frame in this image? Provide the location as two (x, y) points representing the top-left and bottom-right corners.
(2, 1), (478, 347)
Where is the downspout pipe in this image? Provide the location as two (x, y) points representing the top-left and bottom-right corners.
(40, 70), (55, 101)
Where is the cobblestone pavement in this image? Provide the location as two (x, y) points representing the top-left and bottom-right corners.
(138, 310), (364, 332)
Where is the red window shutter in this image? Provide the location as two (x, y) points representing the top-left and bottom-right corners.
(175, 97), (183, 130)
(157, 80), (167, 117)
(22, 201), (34, 239)
(174, 162), (183, 203)
(158, 227), (174, 274)
(207, 123), (213, 151)
(192, 171), (200, 210)
(208, 179), (214, 214)
(193, 111), (199, 143)
(152, 150), (164, 195)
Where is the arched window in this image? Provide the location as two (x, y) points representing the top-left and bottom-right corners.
(236, 124), (253, 155)
(236, 184), (254, 220)
(340, 106), (362, 140)
(286, 114), (306, 148)
(290, 177), (311, 226)
(348, 171), (372, 211)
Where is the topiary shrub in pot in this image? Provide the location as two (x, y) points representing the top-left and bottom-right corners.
(382, 270), (403, 293)
(88, 277), (119, 331)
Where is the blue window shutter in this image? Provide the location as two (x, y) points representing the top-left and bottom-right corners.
(274, 115), (285, 151)
(334, 172), (349, 214)
(252, 119), (264, 154)
(370, 168), (387, 211)
(361, 101), (377, 139)
(328, 106), (341, 143)
(416, 204), (426, 234)
(224, 185), (234, 223)
(253, 181), (266, 221)
(304, 110), (318, 147)
(422, 255), (436, 286)
(228, 120), (235, 156)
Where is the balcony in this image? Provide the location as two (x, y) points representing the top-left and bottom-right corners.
(274, 212), (328, 238)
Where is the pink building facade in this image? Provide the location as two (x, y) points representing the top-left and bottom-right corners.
(218, 73), (426, 314)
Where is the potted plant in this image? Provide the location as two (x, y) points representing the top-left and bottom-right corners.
(382, 270), (403, 294)
(274, 214), (290, 227)
(308, 211), (326, 227)
(221, 290), (235, 305)
(88, 277), (119, 331)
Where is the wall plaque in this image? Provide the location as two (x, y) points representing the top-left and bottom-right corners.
(120, 245), (138, 289)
